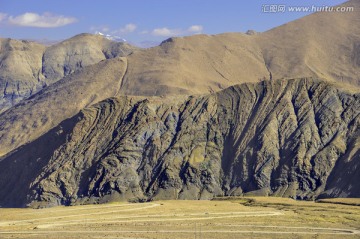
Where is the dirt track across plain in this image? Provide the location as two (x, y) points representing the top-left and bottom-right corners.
(0, 198), (359, 239)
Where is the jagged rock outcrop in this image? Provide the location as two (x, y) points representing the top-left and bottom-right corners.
(0, 34), (136, 113)
(0, 78), (358, 207)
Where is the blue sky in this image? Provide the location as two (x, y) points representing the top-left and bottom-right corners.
(0, 0), (347, 45)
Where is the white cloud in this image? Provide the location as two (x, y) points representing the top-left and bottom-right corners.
(188, 25), (203, 33)
(8, 12), (77, 28)
(0, 13), (7, 22)
(151, 25), (204, 37)
(119, 23), (137, 33)
(108, 23), (137, 35)
(90, 25), (110, 33)
(152, 27), (182, 37)
(99, 26), (109, 33)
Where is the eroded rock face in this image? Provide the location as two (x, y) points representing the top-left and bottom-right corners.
(0, 78), (358, 207)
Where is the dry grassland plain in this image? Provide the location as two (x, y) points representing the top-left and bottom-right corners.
(0, 197), (359, 239)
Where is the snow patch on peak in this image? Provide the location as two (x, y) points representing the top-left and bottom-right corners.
(95, 31), (126, 42)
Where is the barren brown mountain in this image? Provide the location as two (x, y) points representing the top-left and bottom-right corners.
(1, 0), (359, 111)
(0, 0), (359, 207)
(0, 39), (45, 111)
(0, 34), (136, 113)
(120, 0), (360, 95)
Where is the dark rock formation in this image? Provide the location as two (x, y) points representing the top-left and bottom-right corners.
(0, 78), (358, 207)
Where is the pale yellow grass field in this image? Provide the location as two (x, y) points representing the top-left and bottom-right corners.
(0, 197), (359, 239)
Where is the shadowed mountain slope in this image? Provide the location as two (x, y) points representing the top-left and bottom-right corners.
(0, 78), (358, 207)
(0, 57), (128, 156)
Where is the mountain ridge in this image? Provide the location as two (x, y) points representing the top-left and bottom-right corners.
(1, 0), (360, 113)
